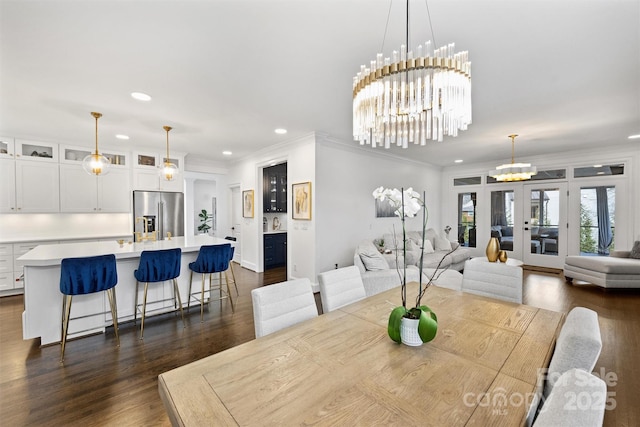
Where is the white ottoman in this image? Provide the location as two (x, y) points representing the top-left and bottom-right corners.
(461, 257), (523, 303)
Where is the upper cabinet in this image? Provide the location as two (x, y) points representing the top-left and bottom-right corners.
(15, 140), (58, 162)
(263, 163), (287, 213)
(0, 137), (15, 158)
(0, 140), (60, 213)
(133, 151), (184, 192)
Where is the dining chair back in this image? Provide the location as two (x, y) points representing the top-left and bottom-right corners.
(251, 278), (318, 338)
(318, 266), (366, 313)
(59, 254), (119, 362)
(543, 307), (602, 398)
(461, 258), (523, 303)
(187, 244), (234, 321)
(133, 248), (184, 339)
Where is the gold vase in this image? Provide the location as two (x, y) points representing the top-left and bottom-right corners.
(498, 250), (508, 263)
(486, 237), (500, 262)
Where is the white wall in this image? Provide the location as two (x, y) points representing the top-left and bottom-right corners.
(184, 171), (229, 238)
(315, 135), (443, 278)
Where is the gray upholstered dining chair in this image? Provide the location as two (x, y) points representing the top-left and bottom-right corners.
(251, 278), (318, 338)
(533, 368), (606, 426)
(318, 266), (366, 313)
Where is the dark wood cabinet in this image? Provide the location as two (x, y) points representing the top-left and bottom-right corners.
(264, 233), (287, 269)
(263, 163), (287, 213)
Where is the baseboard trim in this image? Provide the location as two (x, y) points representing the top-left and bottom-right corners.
(523, 265), (563, 275)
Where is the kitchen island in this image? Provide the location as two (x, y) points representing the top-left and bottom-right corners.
(19, 235), (232, 345)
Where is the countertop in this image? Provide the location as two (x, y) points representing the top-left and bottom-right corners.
(263, 230), (287, 235)
(17, 235), (232, 266)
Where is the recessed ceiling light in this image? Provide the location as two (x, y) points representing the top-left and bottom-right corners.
(629, 134), (640, 139)
(593, 164), (602, 168)
(222, 151), (232, 156)
(131, 92), (152, 101)
(115, 134), (129, 140)
(454, 159), (463, 163)
(274, 128), (287, 134)
(597, 171), (605, 175)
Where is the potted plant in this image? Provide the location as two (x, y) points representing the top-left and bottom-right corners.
(372, 187), (456, 346)
(197, 209), (212, 234)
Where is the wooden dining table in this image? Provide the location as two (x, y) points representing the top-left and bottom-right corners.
(158, 283), (564, 426)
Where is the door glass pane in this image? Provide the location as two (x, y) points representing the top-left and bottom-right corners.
(457, 193), (476, 247)
(580, 186), (615, 255)
(529, 188), (560, 256)
(491, 190), (515, 251)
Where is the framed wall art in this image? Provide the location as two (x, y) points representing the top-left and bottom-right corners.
(242, 189), (254, 218)
(292, 182), (311, 220)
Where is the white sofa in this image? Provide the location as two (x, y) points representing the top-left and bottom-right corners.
(354, 236), (466, 297)
(564, 248), (640, 288)
(380, 228), (471, 271)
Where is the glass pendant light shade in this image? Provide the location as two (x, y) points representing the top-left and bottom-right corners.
(161, 125), (179, 181)
(83, 112), (111, 176)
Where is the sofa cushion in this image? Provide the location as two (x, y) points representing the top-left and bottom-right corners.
(434, 235), (452, 251)
(630, 241), (640, 259)
(357, 242), (389, 271)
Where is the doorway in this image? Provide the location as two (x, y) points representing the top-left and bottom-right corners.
(490, 182), (567, 269)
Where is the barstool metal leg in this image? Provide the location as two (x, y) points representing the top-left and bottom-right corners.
(200, 273), (206, 322)
(229, 262), (239, 296)
(172, 278), (185, 327)
(187, 271), (193, 310)
(106, 287), (120, 346)
(134, 280), (140, 325)
(60, 294), (73, 362)
(140, 282), (149, 339)
(225, 271), (235, 312)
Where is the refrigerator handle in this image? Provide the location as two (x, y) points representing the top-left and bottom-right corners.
(158, 201), (164, 240)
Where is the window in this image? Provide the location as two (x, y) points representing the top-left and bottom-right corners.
(580, 186), (615, 255)
(575, 164), (624, 178)
(457, 193), (476, 247)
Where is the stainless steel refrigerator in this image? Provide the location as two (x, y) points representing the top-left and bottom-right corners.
(133, 190), (184, 240)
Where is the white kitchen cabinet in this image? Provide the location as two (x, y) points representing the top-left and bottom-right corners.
(0, 244), (13, 291)
(15, 139), (58, 162)
(0, 137), (15, 158)
(13, 241), (54, 291)
(14, 160), (60, 212)
(0, 158), (17, 212)
(59, 164), (130, 212)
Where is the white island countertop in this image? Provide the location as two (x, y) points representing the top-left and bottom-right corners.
(18, 235), (232, 267)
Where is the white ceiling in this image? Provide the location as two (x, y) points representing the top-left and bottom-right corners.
(1, 0), (639, 168)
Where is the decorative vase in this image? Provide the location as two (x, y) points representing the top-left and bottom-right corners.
(498, 250), (508, 263)
(486, 237), (501, 262)
(400, 317), (423, 347)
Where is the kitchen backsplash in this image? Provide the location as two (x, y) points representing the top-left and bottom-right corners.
(0, 213), (131, 242)
(263, 213), (287, 232)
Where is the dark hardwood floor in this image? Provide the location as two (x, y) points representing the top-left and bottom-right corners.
(0, 265), (638, 426)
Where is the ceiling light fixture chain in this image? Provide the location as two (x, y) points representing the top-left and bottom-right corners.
(353, 0), (472, 149)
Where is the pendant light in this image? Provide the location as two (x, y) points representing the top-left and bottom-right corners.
(82, 112), (111, 176)
(488, 134), (537, 182)
(161, 125), (179, 181)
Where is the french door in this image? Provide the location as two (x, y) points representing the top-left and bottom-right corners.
(490, 182), (567, 269)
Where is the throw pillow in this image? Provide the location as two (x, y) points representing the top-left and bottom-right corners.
(423, 239), (435, 254)
(434, 235), (452, 251)
(406, 238), (420, 252)
(630, 241), (640, 259)
(358, 242), (390, 271)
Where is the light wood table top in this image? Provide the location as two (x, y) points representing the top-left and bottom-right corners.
(158, 283), (563, 426)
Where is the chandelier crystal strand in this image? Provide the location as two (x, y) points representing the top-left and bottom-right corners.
(354, 35), (471, 148)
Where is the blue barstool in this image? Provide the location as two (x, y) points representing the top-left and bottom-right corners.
(227, 246), (239, 296)
(59, 254), (119, 362)
(134, 248), (184, 339)
(187, 244), (234, 321)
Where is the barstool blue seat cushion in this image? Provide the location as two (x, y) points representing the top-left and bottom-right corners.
(189, 244), (231, 274)
(134, 248), (182, 283)
(60, 254), (118, 295)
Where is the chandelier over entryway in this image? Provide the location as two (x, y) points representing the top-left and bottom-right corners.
(488, 134), (537, 182)
(352, 0), (472, 149)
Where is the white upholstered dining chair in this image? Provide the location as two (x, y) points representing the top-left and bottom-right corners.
(318, 266), (367, 313)
(461, 257), (523, 303)
(251, 278), (318, 338)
